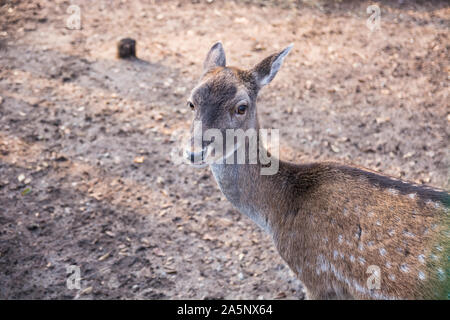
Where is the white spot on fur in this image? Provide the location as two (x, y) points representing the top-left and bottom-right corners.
(437, 268), (445, 281)
(435, 245), (443, 252)
(367, 241), (374, 248)
(379, 248), (387, 256)
(400, 264), (409, 273)
(358, 243), (364, 252)
(418, 271), (426, 280)
(326, 262), (395, 299)
(389, 274), (396, 281)
(338, 235), (343, 244)
(408, 193), (416, 199)
(388, 188), (399, 195)
(350, 255), (355, 263)
(376, 221), (381, 226)
(418, 254), (425, 264)
(385, 262), (391, 269)
(316, 254), (329, 275)
(333, 250), (339, 260)
(388, 229), (395, 236)
(358, 257), (366, 265)
(403, 231), (415, 238)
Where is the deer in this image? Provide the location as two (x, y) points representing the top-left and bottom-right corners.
(184, 42), (449, 300)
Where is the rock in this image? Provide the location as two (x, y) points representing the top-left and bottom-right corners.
(156, 176), (164, 185)
(117, 38), (136, 59)
(133, 156), (145, 164)
(17, 174), (25, 182)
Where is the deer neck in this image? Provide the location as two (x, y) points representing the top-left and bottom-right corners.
(209, 140), (293, 236)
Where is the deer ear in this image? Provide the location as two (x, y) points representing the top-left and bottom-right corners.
(203, 42), (226, 73)
(252, 44), (293, 87)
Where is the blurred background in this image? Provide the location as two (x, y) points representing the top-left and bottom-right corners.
(0, 0), (448, 299)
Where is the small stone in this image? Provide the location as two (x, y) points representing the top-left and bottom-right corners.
(105, 231), (115, 237)
(117, 38), (136, 59)
(403, 151), (415, 159)
(376, 117), (390, 124)
(134, 156), (145, 164)
(17, 174), (25, 182)
(331, 145), (340, 153)
(156, 176), (164, 185)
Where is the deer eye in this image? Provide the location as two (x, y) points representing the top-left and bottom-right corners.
(236, 104), (247, 115)
(187, 101), (195, 111)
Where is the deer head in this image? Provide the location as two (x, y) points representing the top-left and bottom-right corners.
(185, 42), (293, 167)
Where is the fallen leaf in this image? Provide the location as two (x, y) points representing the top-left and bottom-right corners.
(331, 145), (340, 153)
(98, 252), (110, 261)
(21, 187), (32, 196)
(80, 286), (93, 295)
(153, 247), (166, 257)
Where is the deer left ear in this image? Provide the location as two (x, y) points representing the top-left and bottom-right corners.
(203, 42), (226, 74)
(252, 43), (293, 88)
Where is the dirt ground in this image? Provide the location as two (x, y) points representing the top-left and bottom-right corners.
(0, 0), (449, 299)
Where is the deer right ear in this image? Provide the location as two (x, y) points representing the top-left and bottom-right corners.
(203, 42), (226, 74)
(252, 44), (293, 88)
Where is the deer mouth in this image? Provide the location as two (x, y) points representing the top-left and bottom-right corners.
(185, 142), (242, 168)
(185, 148), (209, 168)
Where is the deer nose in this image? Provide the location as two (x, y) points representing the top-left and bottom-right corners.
(185, 149), (205, 164)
